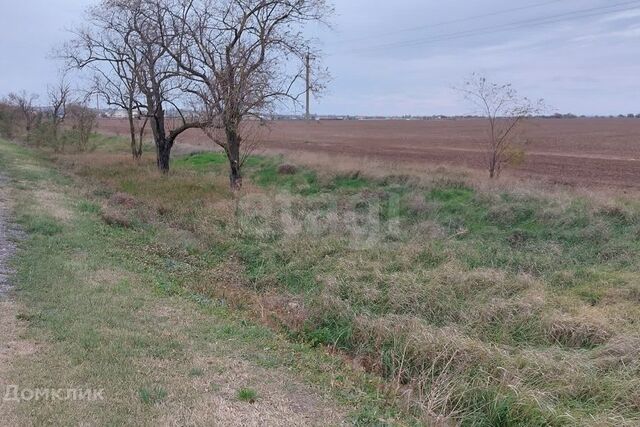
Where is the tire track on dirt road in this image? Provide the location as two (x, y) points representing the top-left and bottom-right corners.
(0, 175), (18, 296)
(0, 174), (25, 426)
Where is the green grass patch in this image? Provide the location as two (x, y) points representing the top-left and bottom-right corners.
(18, 214), (63, 236)
(236, 387), (258, 403)
(138, 386), (168, 405)
(174, 151), (228, 171)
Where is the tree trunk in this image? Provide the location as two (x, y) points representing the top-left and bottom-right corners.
(489, 152), (497, 179)
(157, 141), (171, 174)
(229, 160), (242, 190)
(52, 124), (59, 153)
(226, 125), (243, 190)
(128, 114), (142, 161)
(148, 105), (172, 173)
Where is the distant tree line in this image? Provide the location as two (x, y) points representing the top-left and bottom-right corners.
(0, 81), (97, 152)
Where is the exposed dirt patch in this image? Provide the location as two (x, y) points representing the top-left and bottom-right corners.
(33, 189), (72, 221)
(159, 356), (348, 426)
(0, 175), (34, 426)
(0, 175), (18, 296)
(88, 268), (132, 288)
(0, 299), (22, 427)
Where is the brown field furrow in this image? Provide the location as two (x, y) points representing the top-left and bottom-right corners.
(99, 117), (640, 188)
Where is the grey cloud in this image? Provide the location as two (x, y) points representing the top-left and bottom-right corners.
(1, 0), (638, 115)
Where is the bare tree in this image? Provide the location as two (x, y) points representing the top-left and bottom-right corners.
(48, 74), (72, 151)
(66, 0), (205, 171)
(66, 103), (98, 151)
(87, 38), (149, 161)
(7, 91), (39, 133)
(155, 0), (332, 189)
(73, 16), (149, 163)
(459, 74), (543, 178)
(0, 100), (19, 139)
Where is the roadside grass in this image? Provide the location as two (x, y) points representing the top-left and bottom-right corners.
(10, 139), (640, 425)
(0, 140), (418, 426)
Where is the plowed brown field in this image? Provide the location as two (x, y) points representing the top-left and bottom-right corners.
(99, 118), (640, 188)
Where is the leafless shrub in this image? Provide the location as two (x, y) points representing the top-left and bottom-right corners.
(101, 208), (132, 227)
(47, 74), (72, 151)
(7, 91), (40, 134)
(66, 104), (97, 151)
(277, 164), (298, 175)
(458, 74), (544, 178)
(0, 101), (19, 139)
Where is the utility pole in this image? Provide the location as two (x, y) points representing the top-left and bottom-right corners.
(305, 51), (311, 120)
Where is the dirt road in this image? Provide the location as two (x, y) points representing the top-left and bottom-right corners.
(0, 173), (21, 426)
(0, 175), (17, 296)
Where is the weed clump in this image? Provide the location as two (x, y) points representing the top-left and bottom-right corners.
(109, 192), (137, 208)
(101, 209), (132, 228)
(237, 387), (258, 403)
(277, 164), (298, 175)
(138, 386), (168, 405)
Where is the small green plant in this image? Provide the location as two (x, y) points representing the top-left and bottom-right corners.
(189, 368), (204, 377)
(138, 386), (168, 405)
(154, 278), (183, 297)
(237, 387), (258, 403)
(78, 200), (101, 214)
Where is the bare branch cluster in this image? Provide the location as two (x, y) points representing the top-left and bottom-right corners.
(459, 73), (544, 178)
(6, 91), (40, 133)
(157, 0), (331, 187)
(65, 0), (332, 180)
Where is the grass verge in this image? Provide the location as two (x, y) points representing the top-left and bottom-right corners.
(0, 140), (417, 426)
(6, 138), (640, 425)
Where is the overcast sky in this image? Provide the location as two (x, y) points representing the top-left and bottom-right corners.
(1, 0), (639, 116)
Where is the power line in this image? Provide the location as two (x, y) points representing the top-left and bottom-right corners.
(305, 52), (311, 119)
(331, 0), (640, 55)
(337, 1), (640, 54)
(329, 0), (571, 46)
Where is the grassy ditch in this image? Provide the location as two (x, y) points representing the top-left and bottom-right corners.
(32, 142), (640, 425)
(0, 140), (416, 426)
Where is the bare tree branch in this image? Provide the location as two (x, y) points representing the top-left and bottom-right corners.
(458, 74), (544, 178)
(155, 0), (332, 189)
